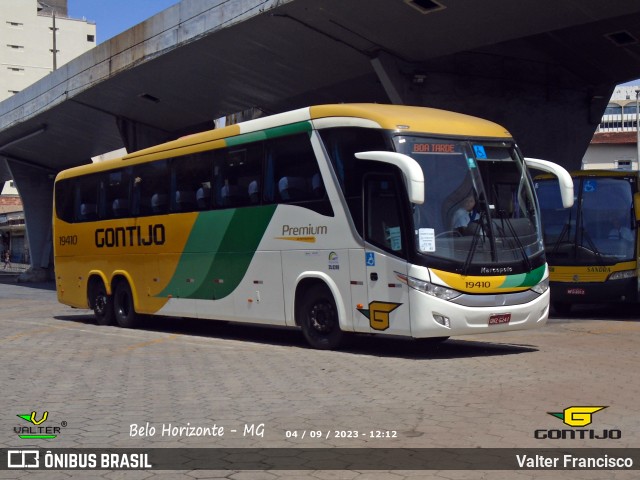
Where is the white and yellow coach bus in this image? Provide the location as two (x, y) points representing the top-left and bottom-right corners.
(53, 104), (572, 349)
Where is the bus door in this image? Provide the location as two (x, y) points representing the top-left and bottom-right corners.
(362, 174), (411, 336)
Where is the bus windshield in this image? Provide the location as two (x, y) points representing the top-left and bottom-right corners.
(537, 176), (636, 263)
(394, 136), (542, 273)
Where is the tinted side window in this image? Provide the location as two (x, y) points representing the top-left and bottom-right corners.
(74, 173), (101, 222)
(171, 152), (214, 212)
(132, 160), (169, 216)
(213, 143), (263, 208)
(103, 169), (131, 220)
(365, 173), (406, 257)
(54, 178), (74, 222)
(319, 128), (389, 232)
(265, 133), (333, 216)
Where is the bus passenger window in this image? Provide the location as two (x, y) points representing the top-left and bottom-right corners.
(103, 169), (131, 220)
(278, 176), (308, 200)
(171, 152), (213, 212)
(264, 133), (333, 216)
(151, 193), (168, 214)
(248, 180), (260, 204)
(311, 173), (325, 198)
(112, 198), (129, 218)
(54, 179), (74, 223)
(196, 185), (212, 209)
(132, 160), (169, 216)
(214, 143), (262, 209)
(73, 173), (101, 222)
(80, 203), (97, 221)
(220, 182), (246, 206)
(175, 190), (196, 211)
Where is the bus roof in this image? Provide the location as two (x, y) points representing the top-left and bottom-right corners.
(57, 103), (512, 180)
(535, 169), (639, 180)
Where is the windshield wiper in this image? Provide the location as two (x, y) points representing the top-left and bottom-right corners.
(497, 214), (532, 271)
(551, 216), (572, 256)
(578, 228), (605, 265)
(461, 201), (495, 275)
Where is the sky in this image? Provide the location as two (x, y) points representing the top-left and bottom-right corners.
(68, 0), (180, 44)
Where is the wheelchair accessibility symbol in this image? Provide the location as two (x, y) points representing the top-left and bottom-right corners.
(583, 180), (597, 193)
(366, 252), (376, 266)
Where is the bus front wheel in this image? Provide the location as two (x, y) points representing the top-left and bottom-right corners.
(113, 281), (140, 328)
(299, 284), (344, 350)
(91, 280), (114, 326)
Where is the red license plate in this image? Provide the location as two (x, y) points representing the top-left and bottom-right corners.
(567, 288), (586, 295)
(489, 313), (511, 325)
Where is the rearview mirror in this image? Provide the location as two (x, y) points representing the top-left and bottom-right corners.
(355, 151), (424, 204)
(525, 157), (574, 208)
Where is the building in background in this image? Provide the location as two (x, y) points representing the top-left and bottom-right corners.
(0, 0), (96, 102)
(583, 85), (640, 170)
(0, 181), (26, 264)
(0, 1), (96, 262)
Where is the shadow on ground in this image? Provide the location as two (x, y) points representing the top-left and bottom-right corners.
(54, 312), (538, 360)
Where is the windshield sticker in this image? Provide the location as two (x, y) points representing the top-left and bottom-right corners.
(387, 226), (402, 251)
(418, 228), (436, 252)
(467, 157), (477, 169)
(473, 145), (487, 159)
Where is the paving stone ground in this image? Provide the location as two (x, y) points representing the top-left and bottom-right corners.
(1, 279), (638, 479)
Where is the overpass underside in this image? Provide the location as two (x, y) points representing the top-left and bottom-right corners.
(1, 0), (640, 275)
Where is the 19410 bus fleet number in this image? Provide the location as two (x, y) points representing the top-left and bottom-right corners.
(59, 235), (78, 246)
(466, 281), (491, 289)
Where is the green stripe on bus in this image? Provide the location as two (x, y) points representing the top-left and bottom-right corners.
(226, 121), (312, 147)
(158, 205), (277, 300)
(499, 264), (545, 288)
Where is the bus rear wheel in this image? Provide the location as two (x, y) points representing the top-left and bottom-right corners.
(299, 284), (344, 350)
(113, 280), (140, 328)
(91, 281), (114, 326)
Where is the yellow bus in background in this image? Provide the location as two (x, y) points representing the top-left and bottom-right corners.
(535, 170), (639, 315)
(53, 104), (572, 349)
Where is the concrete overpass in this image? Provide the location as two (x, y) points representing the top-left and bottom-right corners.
(2, 0), (640, 277)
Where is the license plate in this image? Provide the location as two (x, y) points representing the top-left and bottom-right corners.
(489, 313), (511, 325)
(567, 288), (585, 295)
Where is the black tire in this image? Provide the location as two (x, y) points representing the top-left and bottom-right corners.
(113, 280), (140, 328)
(298, 284), (344, 350)
(91, 280), (114, 326)
(552, 302), (572, 316)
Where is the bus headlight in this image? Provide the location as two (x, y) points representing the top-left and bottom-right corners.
(608, 270), (637, 281)
(530, 277), (549, 294)
(397, 273), (461, 301)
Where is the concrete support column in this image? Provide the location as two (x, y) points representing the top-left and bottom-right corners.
(116, 117), (173, 153)
(370, 51), (409, 105)
(6, 159), (55, 280)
